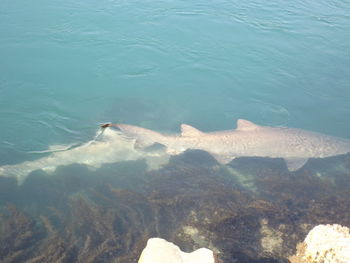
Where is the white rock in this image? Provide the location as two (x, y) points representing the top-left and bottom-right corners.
(138, 238), (215, 263)
(303, 224), (350, 263)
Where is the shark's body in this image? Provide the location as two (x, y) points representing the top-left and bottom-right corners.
(1, 119), (349, 184)
(112, 119), (350, 171)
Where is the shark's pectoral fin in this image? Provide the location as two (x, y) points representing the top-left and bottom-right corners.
(212, 154), (234, 164)
(284, 158), (308, 171)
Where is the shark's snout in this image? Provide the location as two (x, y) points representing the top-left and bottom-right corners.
(100, 123), (112, 129)
(100, 123), (127, 132)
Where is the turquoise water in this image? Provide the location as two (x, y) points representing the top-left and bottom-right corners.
(1, 1), (350, 261)
(1, 0), (350, 166)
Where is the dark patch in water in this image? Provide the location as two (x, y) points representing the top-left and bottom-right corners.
(0, 152), (349, 262)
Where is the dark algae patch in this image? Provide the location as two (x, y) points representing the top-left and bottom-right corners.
(0, 151), (349, 262)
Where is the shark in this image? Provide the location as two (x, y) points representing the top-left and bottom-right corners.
(104, 119), (350, 171)
(1, 119), (349, 184)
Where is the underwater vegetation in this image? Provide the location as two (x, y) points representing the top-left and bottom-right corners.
(0, 151), (349, 263)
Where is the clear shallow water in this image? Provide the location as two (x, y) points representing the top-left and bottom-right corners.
(1, 1), (350, 261)
(1, 0), (350, 166)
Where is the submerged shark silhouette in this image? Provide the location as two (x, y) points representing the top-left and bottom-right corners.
(106, 119), (350, 171)
(0, 128), (170, 184)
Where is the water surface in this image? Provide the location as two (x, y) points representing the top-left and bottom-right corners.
(0, 0), (350, 262)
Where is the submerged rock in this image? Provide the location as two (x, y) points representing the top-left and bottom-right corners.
(138, 238), (215, 263)
(289, 224), (350, 263)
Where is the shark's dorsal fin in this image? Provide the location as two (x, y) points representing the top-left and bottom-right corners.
(181, 124), (204, 137)
(236, 119), (260, 131)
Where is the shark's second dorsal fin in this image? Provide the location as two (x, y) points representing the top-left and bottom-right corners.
(236, 119), (261, 131)
(181, 124), (204, 137)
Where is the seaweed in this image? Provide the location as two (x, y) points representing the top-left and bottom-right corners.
(0, 151), (349, 262)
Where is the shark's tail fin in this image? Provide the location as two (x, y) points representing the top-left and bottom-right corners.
(106, 123), (166, 149)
